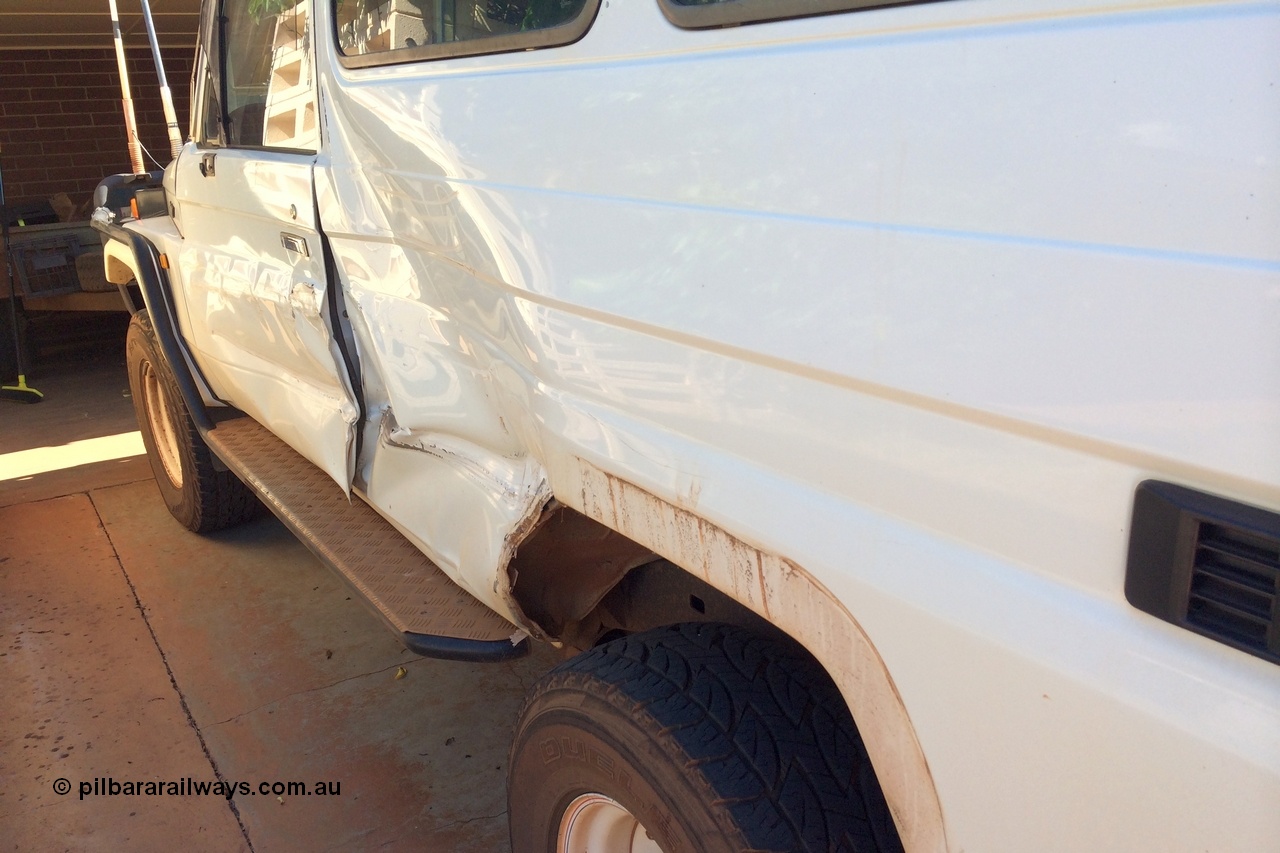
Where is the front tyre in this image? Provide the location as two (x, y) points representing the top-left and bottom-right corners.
(508, 623), (902, 853)
(126, 310), (258, 533)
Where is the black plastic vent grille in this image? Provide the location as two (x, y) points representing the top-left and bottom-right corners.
(1126, 481), (1280, 666)
(1187, 524), (1279, 656)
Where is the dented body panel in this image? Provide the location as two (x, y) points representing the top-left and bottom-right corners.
(302, 6), (1280, 843)
(109, 0), (1280, 849)
(171, 146), (358, 488)
(360, 412), (551, 622)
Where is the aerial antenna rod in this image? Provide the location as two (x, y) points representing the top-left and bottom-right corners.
(107, 0), (147, 176)
(138, 0), (184, 160)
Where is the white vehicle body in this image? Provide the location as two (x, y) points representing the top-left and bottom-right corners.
(103, 0), (1280, 849)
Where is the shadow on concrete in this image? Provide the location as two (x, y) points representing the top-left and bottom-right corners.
(1, 320), (560, 852)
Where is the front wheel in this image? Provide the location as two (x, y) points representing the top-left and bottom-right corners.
(508, 623), (902, 853)
(126, 310), (258, 533)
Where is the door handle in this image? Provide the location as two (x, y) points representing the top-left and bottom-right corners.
(280, 233), (310, 258)
(199, 153), (216, 177)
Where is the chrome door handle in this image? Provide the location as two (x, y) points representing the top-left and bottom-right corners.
(280, 233), (310, 258)
(199, 153), (216, 177)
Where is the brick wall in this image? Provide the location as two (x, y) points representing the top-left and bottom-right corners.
(0, 48), (194, 215)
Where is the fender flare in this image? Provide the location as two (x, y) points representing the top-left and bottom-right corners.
(568, 459), (950, 853)
(96, 221), (214, 433)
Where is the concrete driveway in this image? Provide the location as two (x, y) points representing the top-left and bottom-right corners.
(0, 316), (558, 851)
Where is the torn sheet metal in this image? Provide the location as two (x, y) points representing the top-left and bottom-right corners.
(362, 411), (553, 634)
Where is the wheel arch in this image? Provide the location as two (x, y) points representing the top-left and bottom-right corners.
(537, 457), (950, 853)
(96, 222), (216, 432)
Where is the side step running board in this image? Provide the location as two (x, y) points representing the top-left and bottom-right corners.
(204, 416), (528, 662)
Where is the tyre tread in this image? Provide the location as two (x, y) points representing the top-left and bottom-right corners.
(522, 623), (902, 853)
(127, 311), (259, 534)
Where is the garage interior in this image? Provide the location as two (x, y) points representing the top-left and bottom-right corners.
(0, 5), (557, 850)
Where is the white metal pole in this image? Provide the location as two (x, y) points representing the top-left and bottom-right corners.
(107, 0), (147, 176)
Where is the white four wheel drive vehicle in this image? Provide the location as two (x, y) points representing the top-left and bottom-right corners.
(95, 0), (1279, 850)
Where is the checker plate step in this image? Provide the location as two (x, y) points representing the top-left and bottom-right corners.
(205, 416), (527, 662)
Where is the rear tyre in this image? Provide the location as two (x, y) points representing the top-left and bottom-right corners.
(508, 622), (902, 853)
(126, 310), (258, 533)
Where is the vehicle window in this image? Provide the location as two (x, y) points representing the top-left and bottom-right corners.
(221, 0), (319, 151)
(197, 64), (224, 147)
(334, 0), (596, 67)
(659, 0), (932, 29)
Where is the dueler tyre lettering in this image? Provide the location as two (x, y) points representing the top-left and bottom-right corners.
(125, 310), (258, 533)
(508, 623), (902, 853)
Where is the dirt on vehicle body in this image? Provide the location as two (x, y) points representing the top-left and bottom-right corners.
(97, 0), (1280, 850)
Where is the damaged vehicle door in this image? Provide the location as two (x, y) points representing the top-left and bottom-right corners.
(175, 0), (357, 488)
(97, 0), (1280, 849)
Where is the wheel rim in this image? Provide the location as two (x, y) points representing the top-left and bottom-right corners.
(141, 361), (184, 489)
(557, 793), (663, 853)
